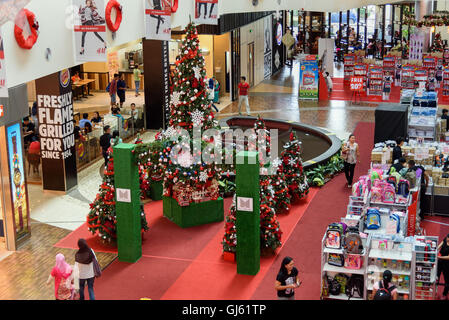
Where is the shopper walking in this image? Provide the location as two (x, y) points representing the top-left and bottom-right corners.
(213, 77), (220, 104)
(133, 67), (142, 97)
(79, 0), (106, 56)
(372, 270), (398, 300)
(275, 256), (300, 300)
(74, 239), (98, 300)
(100, 125), (112, 166)
(442, 109), (449, 132)
(437, 233), (449, 300)
(237, 76), (250, 116)
(108, 73), (119, 109)
(46, 253), (74, 300)
(392, 137), (404, 164)
(117, 73), (127, 108)
(341, 134), (359, 188)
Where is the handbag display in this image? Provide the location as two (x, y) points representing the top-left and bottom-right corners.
(92, 249), (102, 278)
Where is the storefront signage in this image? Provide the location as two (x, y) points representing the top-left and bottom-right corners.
(0, 27), (7, 98)
(145, 0), (171, 41)
(194, 0), (218, 25)
(36, 70), (78, 191)
(162, 41), (170, 128)
(73, 0), (107, 62)
(37, 92), (75, 160)
(0, 104), (4, 118)
(263, 15), (272, 79)
(350, 76), (364, 92)
(299, 59), (319, 100)
(6, 122), (30, 241)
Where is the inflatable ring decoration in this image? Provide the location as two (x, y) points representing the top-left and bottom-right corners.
(106, 0), (123, 32)
(14, 9), (39, 50)
(171, 0), (178, 13)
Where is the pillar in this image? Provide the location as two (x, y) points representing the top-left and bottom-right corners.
(35, 69), (77, 191)
(113, 143), (142, 263)
(415, 0), (434, 52)
(236, 151), (260, 276)
(142, 39), (170, 130)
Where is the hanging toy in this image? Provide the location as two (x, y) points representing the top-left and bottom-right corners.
(105, 0), (123, 33)
(14, 9), (39, 50)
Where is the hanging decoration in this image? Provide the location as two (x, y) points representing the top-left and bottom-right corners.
(14, 9), (39, 50)
(404, 11), (449, 28)
(171, 0), (178, 13)
(105, 0), (122, 33)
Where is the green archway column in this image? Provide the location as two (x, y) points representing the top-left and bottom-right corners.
(113, 143), (142, 263)
(236, 151), (260, 275)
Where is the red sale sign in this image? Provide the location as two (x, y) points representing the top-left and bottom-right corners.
(350, 76), (364, 92)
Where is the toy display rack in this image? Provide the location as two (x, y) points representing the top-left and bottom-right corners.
(401, 65), (416, 90)
(383, 55), (396, 78)
(368, 66), (383, 96)
(442, 67), (449, 98)
(344, 54), (356, 84)
(412, 235), (439, 300)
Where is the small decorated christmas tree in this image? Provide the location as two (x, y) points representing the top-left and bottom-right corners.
(222, 197), (237, 253)
(280, 132), (309, 202)
(430, 32), (444, 52)
(259, 194), (282, 251)
(87, 138), (149, 242)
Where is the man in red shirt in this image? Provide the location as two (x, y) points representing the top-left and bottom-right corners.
(237, 76), (250, 115)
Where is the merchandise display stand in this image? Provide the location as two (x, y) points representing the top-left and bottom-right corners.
(423, 56), (437, 83)
(368, 66), (383, 97)
(413, 236), (439, 300)
(442, 67), (449, 100)
(401, 65), (416, 90)
(320, 234), (368, 300)
(344, 54), (356, 85)
(444, 48), (449, 65)
(414, 68), (428, 89)
(383, 55), (396, 78)
(354, 63), (368, 93)
(366, 234), (413, 300)
(408, 92), (438, 141)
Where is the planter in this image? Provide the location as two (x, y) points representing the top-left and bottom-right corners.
(223, 251), (236, 262)
(163, 196), (224, 228)
(261, 247), (276, 257)
(149, 180), (163, 201)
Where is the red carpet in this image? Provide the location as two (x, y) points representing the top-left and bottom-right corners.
(87, 188), (318, 300)
(251, 121), (375, 300)
(55, 199), (234, 260)
(328, 78), (400, 103)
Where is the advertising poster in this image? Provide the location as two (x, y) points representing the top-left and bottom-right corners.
(299, 60), (319, 100)
(194, 0), (218, 25)
(0, 27), (7, 98)
(36, 69), (77, 191)
(145, 0), (171, 41)
(263, 16), (272, 79)
(73, 0), (107, 62)
(350, 76), (364, 92)
(6, 122), (30, 240)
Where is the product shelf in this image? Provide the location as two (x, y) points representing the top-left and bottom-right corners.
(324, 293), (364, 301)
(323, 263), (366, 275)
(369, 248), (413, 261)
(367, 265), (412, 276)
(366, 284), (410, 295)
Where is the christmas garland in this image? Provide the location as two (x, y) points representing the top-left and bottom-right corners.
(404, 11), (449, 28)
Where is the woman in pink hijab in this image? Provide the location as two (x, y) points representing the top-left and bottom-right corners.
(46, 253), (74, 300)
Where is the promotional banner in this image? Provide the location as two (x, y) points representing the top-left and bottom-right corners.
(145, 0), (171, 41)
(194, 0), (218, 25)
(74, 0), (107, 62)
(36, 69), (78, 191)
(299, 60), (319, 100)
(107, 51), (119, 81)
(6, 122), (30, 241)
(0, 27), (7, 97)
(350, 76), (364, 92)
(263, 16), (272, 80)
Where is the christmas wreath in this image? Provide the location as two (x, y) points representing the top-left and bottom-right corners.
(14, 9), (39, 50)
(105, 0), (122, 32)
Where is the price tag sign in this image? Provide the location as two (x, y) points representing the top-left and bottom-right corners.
(350, 76), (364, 92)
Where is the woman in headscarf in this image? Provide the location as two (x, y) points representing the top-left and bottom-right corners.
(74, 238), (96, 300)
(46, 253), (74, 300)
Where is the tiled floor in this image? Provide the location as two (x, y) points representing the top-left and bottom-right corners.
(0, 60), (379, 299)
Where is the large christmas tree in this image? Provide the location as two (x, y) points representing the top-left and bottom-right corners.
(280, 132), (309, 202)
(162, 22), (222, 204)
(87, 138), (149, 242)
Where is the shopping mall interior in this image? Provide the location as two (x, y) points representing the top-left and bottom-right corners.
(0, 0), (449, 305)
